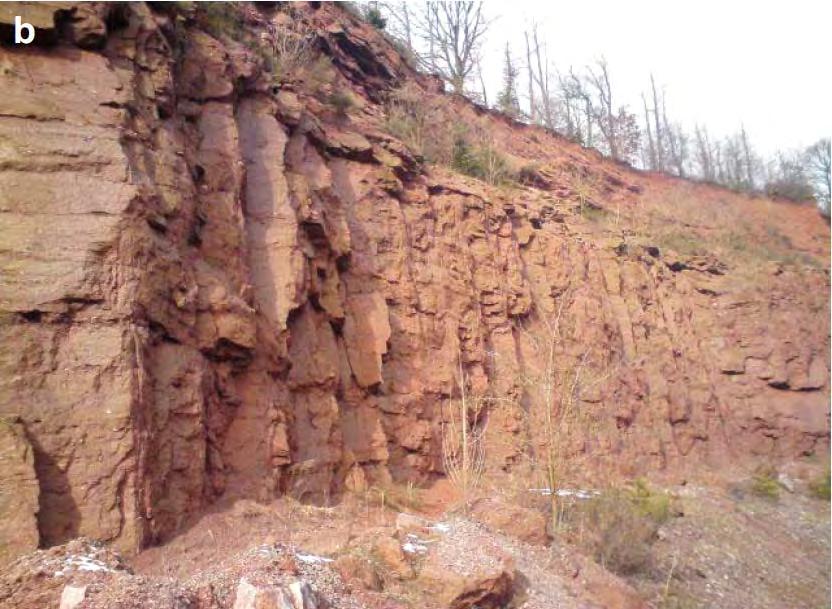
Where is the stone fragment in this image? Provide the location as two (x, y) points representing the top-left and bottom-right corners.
(59, 585), (87, 609)
(373, 536), (413, 580)
(470, 498), (549, 545)
(418, 562), (515, 609)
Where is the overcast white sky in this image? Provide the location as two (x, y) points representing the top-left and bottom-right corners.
(477, 0), (831, 157)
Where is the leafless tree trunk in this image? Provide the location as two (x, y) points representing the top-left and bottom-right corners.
(383, 2), (413, 50)
(421, 1), (489, 94)
(475, 56), (488, 106)
(528, 25), (555, 129)
(586, 58), (619, 159)
(740, 126), (753, 188)
(650, 74), (664, 171)
(806, 138), (831, 215)
(642, 93), (656, 170)
(662, 100), (688, 177)
(524, 30), (537, 123)
(694, 124), (715, 182)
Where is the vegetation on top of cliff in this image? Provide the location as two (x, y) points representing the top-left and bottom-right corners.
(373, 3), (830, 216)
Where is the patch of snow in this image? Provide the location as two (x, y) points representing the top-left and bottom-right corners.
(402, 533), (431, 554)
(528, 488), (600, 499)
(402, 541), (428, 554)
(295, 552), (334, 564)
(54, 554), (115, 577)
(429, 522), (451, 533)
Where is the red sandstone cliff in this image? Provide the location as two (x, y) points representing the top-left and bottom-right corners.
(0, 1), (828, 560)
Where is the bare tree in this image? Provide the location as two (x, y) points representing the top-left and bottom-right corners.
(585, 59), (617, 158)
(764, 150), (815, 201)
(583, 59), (640, 163)
(694, 124), (715, 182)
(662, 102), (689, 178)
(642, 92), (657, 170)
(739, 125), (757, 190)
(526, 25), (556, 129)
(524, 30), (537, 123)
(474, 55), (489, 106)
(642, 75), (692, 175)
(382, 2), (414, 50)
(420, 2), (489, 94)
(805, 138), (831, 216)
(650, 74), (665, 171)
(557, 68), (593, 146)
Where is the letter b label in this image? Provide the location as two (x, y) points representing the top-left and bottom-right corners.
(15, 16), (35, 44)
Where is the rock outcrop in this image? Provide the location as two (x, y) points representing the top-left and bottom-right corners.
(0, 1), (828, 560)
(0, 417), (40, 566)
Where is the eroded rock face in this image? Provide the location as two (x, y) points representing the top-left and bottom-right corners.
(0, 0), (828, 559)
(0, 418), (39, 566)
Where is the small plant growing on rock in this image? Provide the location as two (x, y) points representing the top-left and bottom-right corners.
(450, 133), (516, 186)
(558, 478), (676, 577)
(514, 288), (597, 535)
(267, 22), (316, 85)
(197, 2), (245, 41)
(301, 56), (337, 95)
(327, 91), (356, 117)
(628, 477), (672, 524)
(579, 489), (660, 575)
(750, 469), (781, 500)
(385, 83), (455, 164)
(442, 356), (491, 514)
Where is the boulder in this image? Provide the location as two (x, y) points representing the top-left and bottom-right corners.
(334, 554), (383, 591)
(373, 536), (413, 580)
(418, 562), (516, 609)
(470, 498), (549, 545)
(59, 585), (87, 609)
(232, 578), (326, 609)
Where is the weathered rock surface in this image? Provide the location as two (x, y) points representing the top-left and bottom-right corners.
(0, 418), (39, 566)
(418, 561), (516, 609)
(470, 498), (549, 545)
(232, 578), (325, 609)
(0, 0), (828, 565)
(58, 585), (87, 609)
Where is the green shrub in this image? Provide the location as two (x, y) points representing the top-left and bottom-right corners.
(579, 490), (659, 575)
(327, 91), (355, 116)
(751, 471), (781, 500)
(517, 163), (545, 187)
(302, 56), (336, 95)
(581, 204), (611, 223)
(451, 137), (484, 178)
(197, 2), (245, 41)
(628, 478), (672, 524)
(809, 468), (831, 501)
(384, 83), (456, 165)
(364, 5), (387, 29)
(659, 590), (701, 609)
(450, 136), (515, 185)
(561, 480), (677, 577)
